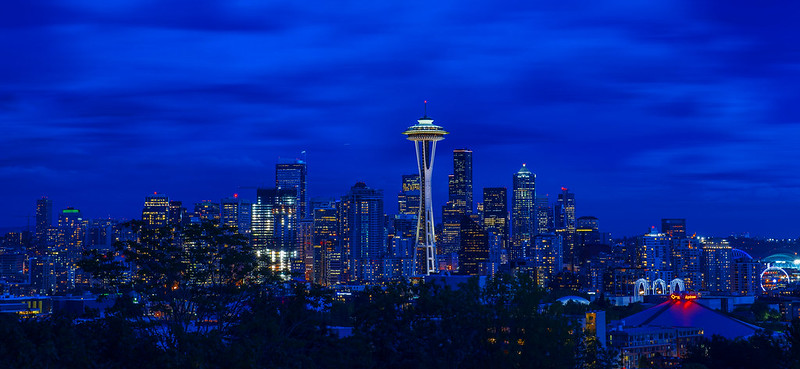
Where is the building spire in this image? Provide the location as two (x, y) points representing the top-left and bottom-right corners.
(423, 100), (428, 118)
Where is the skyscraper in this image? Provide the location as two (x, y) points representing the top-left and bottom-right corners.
(451, 149), (473, 214)
(252, 188), (298, 275)
(397, 174), (421, 216)
(56, 207), (84, 292)
(641, 227), (672, 284)
(535, 195), (552, 235)
(661, 219), (687, 240)
(221, 195), (252, 234)
(340, 182), (384, 282)
(482, 187), (508, 242)
(276, 159), (308, 219)
(511, 164), (535, 260)
(458, 214), (488, 275)
(701, 238), (732, 293)
(313, 206), (340, 285)
(402, 107), (448, 275)
(34, 197), (53, 257)
(555, 187), (577, 271)
(194, 200), (220, 222)
(142, 194), (169, 228)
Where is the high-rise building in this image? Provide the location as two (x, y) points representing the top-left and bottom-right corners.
(340, 182), (385, 282)
(535, 195), (552, 235)
(56, 207), (84, 292)
(555, 187), (577, 271)
(221, 195), (252, 234)
(458, 215), (488, 275)
(482, 187), (508, 242)
(451, 149), (473, 214)
(511, 164), (535, 260)
(168, 200), (187, 228)
(533, 233), (563, 287)
(252, 188), (298, 275)
(142, 194), (169, 228)
(276, 159), (308, 219)
(661, 219), (687, 240)
(313, 206), (340, 285)
(402, 107), (447, 275)
(641, 227), (672, 283)
(194, 200), (220, 222)
(34, 197), (53, 256)
(732, 249), (760, 296)
(397, 174), (421, 216)
(670, 237), (703, 291)
(701, 238), (732, 293)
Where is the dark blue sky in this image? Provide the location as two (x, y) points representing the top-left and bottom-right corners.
(3, 1), (800, 238)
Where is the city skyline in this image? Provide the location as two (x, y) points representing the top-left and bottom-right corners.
(4, 2), (800, 237)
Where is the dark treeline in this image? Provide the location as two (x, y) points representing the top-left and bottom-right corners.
(4, 220), (799, 368)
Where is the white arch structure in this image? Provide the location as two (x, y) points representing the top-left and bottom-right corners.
(634, 278), (649, 296)
(652, 279), (668, 295)
(670, 279), (685, 294)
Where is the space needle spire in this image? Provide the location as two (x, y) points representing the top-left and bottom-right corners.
(402, 101), (448, 275)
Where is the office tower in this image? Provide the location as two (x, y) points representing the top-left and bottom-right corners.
(440, 175), (461, 256)
(576, 216), (602, 253)
(451, 149), (473, 213)
(34, 197), (53, 256)
(732, 249), (760, 296)
(671, 238), (703, 291)
(221, 195), (252, 234)
(661, 219), (687, 240)
(56, 208), (84, 292)
(276, 159), (308, 219)
(458, 215), (488, 275)
(252, 188), (297, 275)
(482, 187), (508, 242)
(313, 206), (340, 285)
(168, 201), (187, 228)
(340, 182), (384, 282)
(397, 174), (421, 216)
(298, 219), (314, 281)
(555, 187), (577, 271)
(701, 238), (732, 293)
(511, 164), (535, 260)
(142, 194), (169, 228)
(194, 200), (220, 222)
(533, 233), (563, 287)
(86, 218), (117, 252)
(641, 227), (672, 283)
(402, 107), (447, 275)
(535, 195), (552, 235)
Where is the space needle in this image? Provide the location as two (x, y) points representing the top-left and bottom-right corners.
(403, 102), (448, 275)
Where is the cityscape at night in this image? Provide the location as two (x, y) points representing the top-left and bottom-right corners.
(3, 1), (800, 368)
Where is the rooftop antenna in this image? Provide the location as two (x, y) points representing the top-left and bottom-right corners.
(423, 100), (428, 118)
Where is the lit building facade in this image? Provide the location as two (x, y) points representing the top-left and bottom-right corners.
(482, 187), (508, 243)
(252, 188), (298, 275)
(397, 174), (421, 216)
(701, 238), (732, 293)
(340, 182), (384, 282)
(458, 215), (488, 275)
(221, 195), (252, 234)
(555, 187), (576, 271)
(511, 164), (535, 261)
(142, 194), (169, 228)
(276, 159), (308, 219)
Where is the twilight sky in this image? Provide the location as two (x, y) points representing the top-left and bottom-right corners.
(3, 1), (800, 238)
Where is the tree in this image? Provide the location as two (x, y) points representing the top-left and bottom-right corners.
(80, 219), (268, 354)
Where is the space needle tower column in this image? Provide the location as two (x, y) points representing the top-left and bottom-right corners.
(403, 103), (448, 275)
